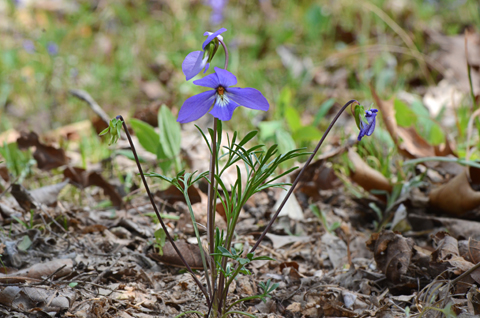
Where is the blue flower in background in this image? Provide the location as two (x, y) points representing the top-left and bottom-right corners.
(182, 28), (227, 81)
(23, 40), (35, 53)
(178, 67), (269, 123)
(47, 42), (58, 55)
(206, 0), (228, 25)
(357, 109), (378, 141)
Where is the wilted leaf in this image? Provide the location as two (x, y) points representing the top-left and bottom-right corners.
(265, 233), (311, 249)
(348, 148), (392, 193)
(29, 179), (69, 206)
(64, 166), (123, 208)
(146, 241), (205, 270)
(366, 230), (414, 284)
(10, 184), (36, 212)
(17, 131), (68, 170)
(155, 184), (202, 205)
(429, 167), (480, 216)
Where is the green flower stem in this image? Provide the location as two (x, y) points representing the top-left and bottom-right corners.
(207, 118), (218, 295)
(225, 295), (264, 314)
(208, 40), (229, 316)
(404, 156), (480, 169)
(219, 39), (229, 70)
(222, 311), (256, 318)
(115, 115), (210, 306)
(184, 189), (212, 297)
(249, 99), (359, 254)
(221, 265), (244, 312)
(174, 310), (205, 318)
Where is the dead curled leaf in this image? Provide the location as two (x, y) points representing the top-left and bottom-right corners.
(348, 148), (392, 193)
(430, 232), (474, 276)
(0, 285), (75, 313)
(366, 230), (414, 284)
(429, 166), (480, 216)
(0, 259), (73, 280)
(155, 183), (202, 205)
(64, 166), (123, 208)
(371, 88), (454, 159)
(145, 241), (205, 270)
(17, 131), (68, 170)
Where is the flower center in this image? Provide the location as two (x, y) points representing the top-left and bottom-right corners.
(216, 86), (225, 96)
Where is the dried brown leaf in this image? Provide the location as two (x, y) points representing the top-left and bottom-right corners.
(64, 166), (123, 208)
(366, 230), (414, 284)
(17, 131), (68, 170)
(371, 88), (437, 159)
(429, 167), (480, 216)
(348, 148), (392, 193)
(146, 241), (204, 270)
(155, 184), (202, 205)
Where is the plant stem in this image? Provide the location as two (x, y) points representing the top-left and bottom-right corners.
(208, 39), (229, 317)
(207, 119), (218, 297)
(219, 39), (229, 70)
(249, 99), (359, 254)
(116, 115), (210, 306)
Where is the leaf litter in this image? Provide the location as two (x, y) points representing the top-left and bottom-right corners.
(2, 5), (480, 318)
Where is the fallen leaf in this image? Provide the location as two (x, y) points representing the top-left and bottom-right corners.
(348, 148), (392, 193)
(458, 238), (480, 264)
(0, 285), (75, 313)
(29, 179), (69, 206)
(371, 88), (437, 159)
(64, 166), (123, 208)
(10, 184), (36, 212)
(146, 241), (205, 270)
(265, 233), (311, 249)
(429, 167), (480, 216)
(17, 131), (68, 170)
(322, 232), (348, 269)
(0, 165), (9, 182)
(1, 259), (74, 280)
(294, 159), (342, 200)
(155, 184), (202, 205)
(366, 230), (414, 284)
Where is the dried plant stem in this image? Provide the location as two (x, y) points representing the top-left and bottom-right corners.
(116, 115), (210, 306)
(250, 99), (359, 253)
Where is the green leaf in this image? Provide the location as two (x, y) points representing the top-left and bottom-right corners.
(429, 123), (445, 146)
(292, 125), (322, 142)
(17, 235), (32, 251)
(313, 98), (335, 126)
(277, 86), (292, 117)
(353, 104), (365, 129)
(394, 99), (417, 127)
(285, 106), (302, 132)
(252, 255), (275, 261)
(259, 120), (283, 140)
(154, 228), (167, 256)
(69, 282), (78, 288)
(129, 118), (160, 155)
(158, 105), (181, 158)
(274, 129), (296, 155)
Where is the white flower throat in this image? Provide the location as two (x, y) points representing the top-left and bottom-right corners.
(216, 86), (230, 107)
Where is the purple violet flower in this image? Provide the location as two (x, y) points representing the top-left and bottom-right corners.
(357, 109), (378, 141)
(47, 42), (58, 55)
(178, 67), (269, 123)
(182, 28), (227, 81)
(23, 40), (35, 53)
(206, 0), (228, 25)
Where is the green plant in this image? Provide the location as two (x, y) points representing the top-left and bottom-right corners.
(129, 105), (182, 174)
(310, 204), (341, 234)
(100, 26), (376, 317)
